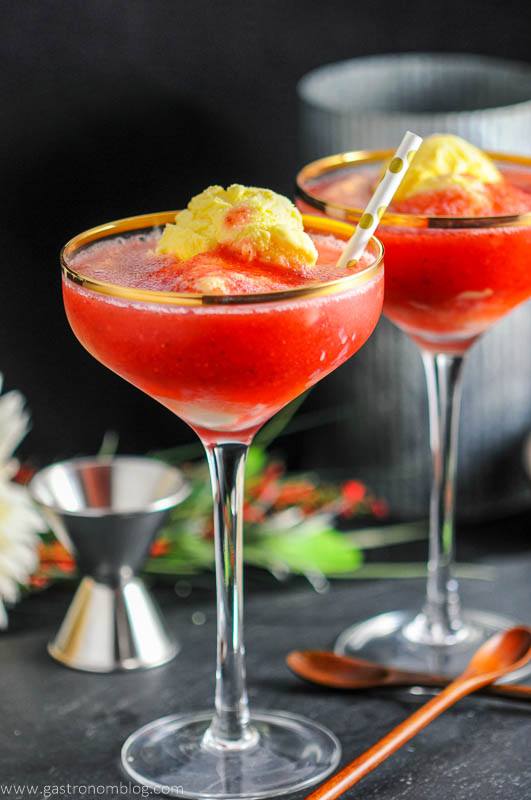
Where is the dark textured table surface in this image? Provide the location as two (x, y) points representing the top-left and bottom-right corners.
(2, 515), (531, 799)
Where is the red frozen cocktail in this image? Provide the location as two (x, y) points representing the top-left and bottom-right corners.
(63, 212), (383, 442)
(61, 185), (384, 799)
(297, 138), (531, 353)
(296, 136), (531, 675)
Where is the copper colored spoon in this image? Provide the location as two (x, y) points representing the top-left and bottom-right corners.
(303, 627), (531, 800)
(287, 648), (531, 700)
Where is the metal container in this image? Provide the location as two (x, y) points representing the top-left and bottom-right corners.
(298, 54), (531, 519)
(30, 456), (190, 672)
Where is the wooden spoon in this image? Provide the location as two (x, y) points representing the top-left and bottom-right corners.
(287, 649), (531, 700)
(303, 626), (531, 800)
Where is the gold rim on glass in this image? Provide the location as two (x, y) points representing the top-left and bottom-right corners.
(61, 212), (383, 307)
(296, 150), (531, 229)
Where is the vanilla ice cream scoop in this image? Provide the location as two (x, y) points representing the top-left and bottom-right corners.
(393, 134), (501, 202)
(157, 184), (318, 268)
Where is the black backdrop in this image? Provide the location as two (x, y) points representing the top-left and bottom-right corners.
(2, 0), (531, 462)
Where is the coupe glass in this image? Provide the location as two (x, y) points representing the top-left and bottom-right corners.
(61, 211), (384, 799)
(297, 152), (531, 677)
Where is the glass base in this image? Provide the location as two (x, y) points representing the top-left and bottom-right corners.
(335, 608), (531, 681)
(121, 710), (341, 799)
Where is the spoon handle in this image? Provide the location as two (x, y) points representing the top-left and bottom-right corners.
(304, 675), (487, 800)
(487, 683), (531, 699)
(388, 671), (531, 700)
(387, 670), (531, 700)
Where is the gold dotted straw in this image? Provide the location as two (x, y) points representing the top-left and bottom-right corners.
(336, 130), (423, 269)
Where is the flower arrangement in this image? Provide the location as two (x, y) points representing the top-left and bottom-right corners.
(34, 397), (492, 589)
(144, 447), (392, 585)
(141, 446), (491, 586)
(36, 444), (430, 589)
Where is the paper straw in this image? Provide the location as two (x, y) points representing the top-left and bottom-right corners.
(336, 130), (423, 269)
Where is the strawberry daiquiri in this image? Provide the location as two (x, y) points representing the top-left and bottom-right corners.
(298, 135), (531, 354)
(61, 184), (384, 800)
(297, 136), (531, 675)
(64, 207), (382, 444)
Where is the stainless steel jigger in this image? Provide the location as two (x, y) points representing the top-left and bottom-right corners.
(29, 456), (189, 673)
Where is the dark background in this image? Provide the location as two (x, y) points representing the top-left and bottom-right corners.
(2, 0), (531, 464)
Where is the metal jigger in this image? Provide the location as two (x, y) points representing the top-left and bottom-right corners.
(29, 456), (189, 673)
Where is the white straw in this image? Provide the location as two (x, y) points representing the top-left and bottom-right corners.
(336, 130), (423, 269)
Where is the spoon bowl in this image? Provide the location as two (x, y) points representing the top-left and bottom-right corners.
(288, 642), (531, 701)
(466, 626), (531, 677)
(287, 650), (390, 689)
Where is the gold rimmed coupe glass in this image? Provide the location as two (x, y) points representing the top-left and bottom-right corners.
(61, 212), (384, 799)
(297, 151), (531, 678)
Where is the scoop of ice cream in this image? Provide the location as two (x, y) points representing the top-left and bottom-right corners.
(157, 184), (318, 268)
(172, 268), (286, 295)
(395, 174), (494, 215)
(393, 134), (501, 202)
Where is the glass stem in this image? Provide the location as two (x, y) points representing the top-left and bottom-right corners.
(420, 351), (466, 644)
(203, 442), (258, 750)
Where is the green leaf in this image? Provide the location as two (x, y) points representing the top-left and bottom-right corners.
(151, 441), (204, 464)
(344, 521), (428, 549)
(98, 430), (119, 457)
(329, 563), (496, 580)
(254, 392), (310, 449)
(245, 446), (267, 479)
(144, 530), (214, 575)
(245, 528), (363, 575)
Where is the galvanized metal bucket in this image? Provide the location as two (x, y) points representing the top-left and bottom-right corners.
(298, 53), (531, 519)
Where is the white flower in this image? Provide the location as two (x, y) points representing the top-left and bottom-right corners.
(0, 379), (30, 470)
(0, 375), (43, 629)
